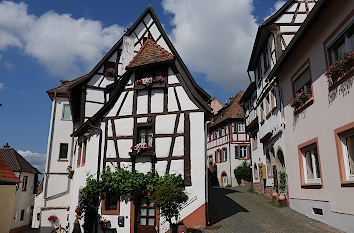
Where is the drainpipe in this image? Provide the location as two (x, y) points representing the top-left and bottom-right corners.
(87, 123), (102, 233)
(204, 120), (211, 226)
(228, 124), (232, 187)
(44, 92), (57, 206)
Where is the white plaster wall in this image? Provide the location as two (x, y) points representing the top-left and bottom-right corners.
(175, 86), (198, 111)
(168, 87), (179, 112)
(85, 102), (104, 117)
(117, 139), (133, 158)
(115, 118), (134, 136)
(119, 91), (133, 116)
(151, 89), (164, 113)
(137, 90), (148, 114)
(155, 114), (176, 134)
(86, 89), (104, 103)
(155, 137), (172, 158)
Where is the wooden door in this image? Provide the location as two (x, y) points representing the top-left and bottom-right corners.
(137, 197), (157, 233)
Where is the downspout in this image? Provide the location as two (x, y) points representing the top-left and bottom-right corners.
(44, 92), (57, 206)
(204, 120), (211, 226)
(228, 124), (232, 187)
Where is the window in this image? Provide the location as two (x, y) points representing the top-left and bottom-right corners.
(266, 153), (272, 178)
(299, 141), (321, 184)
(214, 151), (218, 163)
(62, 104), (71, 120)
(240, 146), (248, 159)
(219, 149), (223, 163)
(293, 67), (312, 97)
(233, 123), (237, 133)
(82, 140), (87, 166)
(20, 209), (24, 221)
(341, 131), (354, 180)
(22, 176), (28, 191)
(257, 62), (262, 86)
(238, 123), (244, 132)
(328, 23), (353, 65)
(59, 143), (69, 159)
(235, 145), (239, 159)
(263, 46), (270, 73)
(101, 192), (120, 215)
(335, 123), (354, 184)
(77, 143), (82, 167)
(212, 131), (216, 140)
(254, 163), (259, 180)
(260, 103), (264, 122)
(224, 148), (228, 161)
(138, 127), (153, 147)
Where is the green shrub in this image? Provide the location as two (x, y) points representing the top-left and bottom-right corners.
(278, 171), (287, 194)
(234, 161), (252, 182)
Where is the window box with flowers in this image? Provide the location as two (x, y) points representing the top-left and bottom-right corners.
(104, 68), (116, 77)
(290, 90), (313, 112)
(129, 143), (155, 158)
(48, 215), (58, 224)
(326, 52), (354, 90)
(135, 76), (167, 89)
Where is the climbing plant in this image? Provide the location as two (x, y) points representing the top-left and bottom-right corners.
(80, 167), (186, 233)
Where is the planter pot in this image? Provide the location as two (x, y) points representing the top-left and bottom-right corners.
(278, 194), (285, 201)
(178, 224), (187, 233)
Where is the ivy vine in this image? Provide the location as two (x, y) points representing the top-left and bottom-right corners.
(80, 167), (185, 233)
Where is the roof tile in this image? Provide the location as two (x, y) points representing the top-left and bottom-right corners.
(0, 154), (20, 183)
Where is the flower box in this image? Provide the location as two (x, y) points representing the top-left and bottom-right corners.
(290, 90), (312, 110)
(135, 76), (166, 89)
(104, 68), (116, 77)
(326, 52), (354, 88)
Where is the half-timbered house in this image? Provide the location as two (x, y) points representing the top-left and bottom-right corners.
(240, 0), (318, 196)
(207, 91), (250, 187)
(57, 6), (212, 233)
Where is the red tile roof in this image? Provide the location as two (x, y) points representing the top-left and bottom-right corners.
(0, 153), (20, 183)
(127, 38), (174, 68)
(47, 74), (88, 100)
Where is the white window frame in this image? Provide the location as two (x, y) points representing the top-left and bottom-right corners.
(341, 130), (354, 181)
(62, 104), (71, 120)
(302, 145), (321, 184)
(239, 145), (247, 159)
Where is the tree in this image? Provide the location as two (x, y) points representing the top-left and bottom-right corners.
(150, 180), (188, 233)
(234, 161), (252, 184)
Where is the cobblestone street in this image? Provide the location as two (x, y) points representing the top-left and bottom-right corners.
(204, 185), (343, 233)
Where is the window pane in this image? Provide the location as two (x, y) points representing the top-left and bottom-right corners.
(294, 68), (311, 95)
(224, 148), (227, 161)
(62, 104), (71, 120)
(148, 218), (155, 226)
(148, 209), (155, 216)
(140, 197), (148, 206)
(140, 218), (146, 225)
(219, 150), (222, 162)
(147, 129), (153, 147)
(305, 152), (314, 180)
(235, 145), (239, 159)
(59, 143), (68, 159)
(105, 192), (119, 210)
(139, 129), (146, 144)
(140, 209), (147, 216)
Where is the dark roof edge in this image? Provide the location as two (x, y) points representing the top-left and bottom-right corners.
(239, 81), (256, 104)
(266, 0), (327, 81)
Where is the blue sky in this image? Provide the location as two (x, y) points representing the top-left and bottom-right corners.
(0, 0), (284, 172)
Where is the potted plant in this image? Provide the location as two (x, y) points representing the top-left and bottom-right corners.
(278, 171), (288, 207)
(48, 214), (58, 224)
(290, 90), (312, 109)
(326, 51), (354, 86)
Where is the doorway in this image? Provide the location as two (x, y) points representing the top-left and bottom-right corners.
(221, 172), (228, 187)
(136, 197), (158, 233)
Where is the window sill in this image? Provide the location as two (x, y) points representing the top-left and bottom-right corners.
(57, 159), (69, 162)
(341, 180), (354, 187)
(293, 98), (313, 115)
(301, 182), (322, 189)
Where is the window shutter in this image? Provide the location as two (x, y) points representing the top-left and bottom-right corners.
(235, 145), (239, 159)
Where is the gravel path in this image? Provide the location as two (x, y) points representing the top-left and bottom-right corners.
(204, 185), (344, 233)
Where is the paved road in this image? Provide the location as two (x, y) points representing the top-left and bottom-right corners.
(204, 185), (343, 233)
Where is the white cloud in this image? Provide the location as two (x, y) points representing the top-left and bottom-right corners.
(0, 82), (3, 90)
(162, 0), (258, 90)
(264, 1), (286, 21)
(0, 1), (125, 78)
(18, 150), (46, 173)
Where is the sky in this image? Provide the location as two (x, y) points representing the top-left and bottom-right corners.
(0, 0), (285, 173)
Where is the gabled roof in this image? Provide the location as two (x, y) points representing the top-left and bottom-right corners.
(0, 144), (40, 174)
(210, 90), (245, 128)
(70, 6), (212, 136)
(47, 74), (88, 100)
(68, 5), (211, 125)
(0, 154), (20, 184)
(127, 38), (174, 69)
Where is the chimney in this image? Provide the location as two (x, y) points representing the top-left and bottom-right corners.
(3, 142), (10, 148)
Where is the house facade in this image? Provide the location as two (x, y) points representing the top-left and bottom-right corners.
(240, 0), (318, 196)
(0, 153), (21, 233)
(266, 0), (354, 231)
(207, 91), (250, 187)
(0, 144), (39, 233)
(41, 6), (212, 233)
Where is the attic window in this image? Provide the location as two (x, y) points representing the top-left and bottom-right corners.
(103, 61), (116, 77)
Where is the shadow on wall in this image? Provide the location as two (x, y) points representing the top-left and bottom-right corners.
(328, 76), (353, 105)
(207, 186), (248, 225)
(208, 166), (220, 187)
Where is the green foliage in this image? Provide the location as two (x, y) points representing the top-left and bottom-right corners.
(234, 161), (252, 182)
(278, 171), (287, 194)
(80, 167), (186, 233)
(150, 179), (188, 227)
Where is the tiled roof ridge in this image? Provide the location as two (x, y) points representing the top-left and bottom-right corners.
(47, 74), (88, 93)
(127, 38), (174, 68)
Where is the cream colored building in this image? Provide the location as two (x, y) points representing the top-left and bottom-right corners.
(267, 0), (354, 231)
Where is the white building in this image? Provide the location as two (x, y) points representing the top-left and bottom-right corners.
(207, 91), (250, 187)
(0, 144), (40, 233)
(39, 6), (212, 233)
(240, 0), (318, 196)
